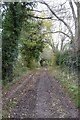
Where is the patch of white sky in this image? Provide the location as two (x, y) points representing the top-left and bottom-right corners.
(34, 0), (77, 50)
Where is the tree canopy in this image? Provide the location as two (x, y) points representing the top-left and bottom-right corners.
(2, 0), (80, 84)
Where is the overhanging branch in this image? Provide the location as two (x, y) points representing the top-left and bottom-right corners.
(28, 14), (53, 19)
(38, 1), (74, 39)
(43, 31), (71, 39)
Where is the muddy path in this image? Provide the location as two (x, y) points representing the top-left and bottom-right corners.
(3, 69), (78, 118)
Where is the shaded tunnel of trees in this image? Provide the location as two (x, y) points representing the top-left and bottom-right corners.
(1, 1), (80, 86)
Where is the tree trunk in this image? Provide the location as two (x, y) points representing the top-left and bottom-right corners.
(77, 3), (80, 52)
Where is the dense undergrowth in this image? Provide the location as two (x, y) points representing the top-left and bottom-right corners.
(49, 66), (79, 108)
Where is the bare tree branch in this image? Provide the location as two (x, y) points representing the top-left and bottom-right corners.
(30, 9), (48, 13)
(28, 14), (53, 19)
(69, 0), (76, 21)
(43, 31), (71, 39)
(60, 1), (67, 6)
(39, 1), (74, 39)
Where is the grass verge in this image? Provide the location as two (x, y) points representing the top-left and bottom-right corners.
(49, 66), (79, 108)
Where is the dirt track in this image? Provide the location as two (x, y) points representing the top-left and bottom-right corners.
(3, 68), (78, 118)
